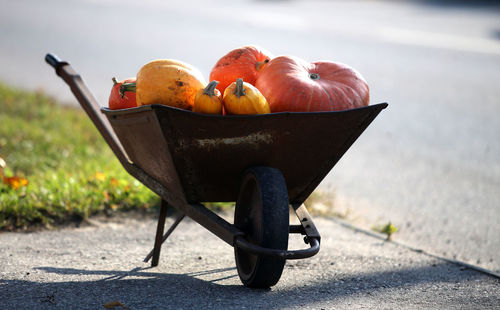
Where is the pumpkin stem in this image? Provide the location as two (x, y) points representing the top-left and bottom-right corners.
(233, 78), (246, 98)
(119, 82), (136, 98)
(255, 59), (270, 71)
(203, 80), (219, 97)
(112, 77), (118, 85)
(309, 73), (320, 80)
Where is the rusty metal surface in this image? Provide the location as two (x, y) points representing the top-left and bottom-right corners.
(102, 103), (387, 204)
(104, 108), (188, 208)
(47, 53), (386, 263)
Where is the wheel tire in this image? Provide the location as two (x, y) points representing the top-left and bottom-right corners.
(234, 166), (289, 288)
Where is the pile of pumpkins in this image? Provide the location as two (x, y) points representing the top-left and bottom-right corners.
(109, 45), (370, 114)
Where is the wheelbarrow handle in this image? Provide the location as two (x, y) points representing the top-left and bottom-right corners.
(45, 53), (67, 71)
(44, 53), (131, 170)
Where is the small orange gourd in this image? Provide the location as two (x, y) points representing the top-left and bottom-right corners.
(193, 80), (223, 114)
(223, 78), (270, 115)
(109, 77), (137, 110)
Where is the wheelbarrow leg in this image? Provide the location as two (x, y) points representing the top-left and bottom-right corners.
(144, 199), (185, 267)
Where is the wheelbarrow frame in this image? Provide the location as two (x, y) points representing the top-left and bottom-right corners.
(45, 53), (387, 287)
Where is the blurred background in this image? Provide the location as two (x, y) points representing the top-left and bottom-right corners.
(1, 0), (499, 274)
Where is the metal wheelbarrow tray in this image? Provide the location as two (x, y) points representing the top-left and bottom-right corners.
(46, 53), (387, 288)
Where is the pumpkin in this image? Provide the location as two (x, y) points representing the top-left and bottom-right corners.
(255, 56), (369, 112)
(193, 80), (223, 114)
(223, 78), (270, 115)
(209, 45), (273, 94)
(109, 77), (137, 110)
(129, 59), (207, 110)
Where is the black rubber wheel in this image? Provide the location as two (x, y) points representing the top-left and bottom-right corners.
(234, 166), (289, 288)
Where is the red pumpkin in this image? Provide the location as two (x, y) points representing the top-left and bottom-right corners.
(108, 77), (137, 110)
(209, 45), (273, 94)
(255, 56), (369, 112)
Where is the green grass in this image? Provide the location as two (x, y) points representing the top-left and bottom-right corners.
(0, 82), (160, 230)
(0, 82), (338, 231)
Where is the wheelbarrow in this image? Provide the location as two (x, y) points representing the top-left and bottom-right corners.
(45, 53), (387, 288)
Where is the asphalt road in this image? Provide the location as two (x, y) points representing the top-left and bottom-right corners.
(1, 215), (499, 309)
(1, 0), (499, 275)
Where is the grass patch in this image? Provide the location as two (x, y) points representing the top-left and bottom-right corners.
(372, 222), (399, 241)
(2, 83), (346, 231)
(0, 83), (161, 230)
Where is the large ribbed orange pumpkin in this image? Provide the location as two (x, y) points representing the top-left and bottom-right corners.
(209, 45), (273, 94)
(255, 56), (369, 112)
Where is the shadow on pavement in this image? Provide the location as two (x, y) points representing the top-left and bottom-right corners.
(1, 262), (491, 309)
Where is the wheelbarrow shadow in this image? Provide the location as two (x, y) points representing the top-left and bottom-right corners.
(2, 262), (492, 309)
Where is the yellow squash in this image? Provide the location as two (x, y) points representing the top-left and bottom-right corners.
(135, 59), (207, 110)
(193, 80), (223, 114)
(223, 78), (270, 115)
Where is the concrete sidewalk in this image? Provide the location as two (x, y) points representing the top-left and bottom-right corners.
(1, 214), (498, 309)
